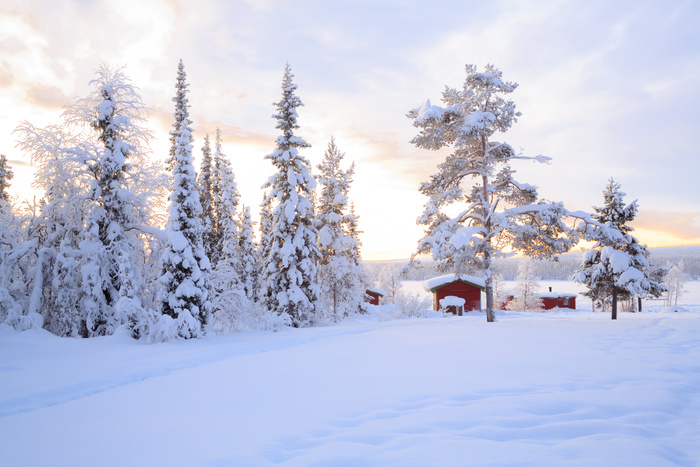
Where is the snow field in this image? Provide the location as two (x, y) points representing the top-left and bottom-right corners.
(1, 293), (700, 466)
(0, 304), (700, 466)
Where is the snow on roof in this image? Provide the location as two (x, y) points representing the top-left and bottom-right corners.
(536, 292), (578, 299)
(366, 286), (388, 296)
(425, 274), (486, 291)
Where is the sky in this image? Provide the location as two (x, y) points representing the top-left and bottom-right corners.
(1, 0), (699, 260)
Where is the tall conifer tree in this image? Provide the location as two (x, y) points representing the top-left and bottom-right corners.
(198, 134), (216, 263)
(575, 179), (665, 319)
(316, 138), (368, 319)
(260, 64), (319, 326)
(237, 205), (259, 302)
(158, 60), (212, 338)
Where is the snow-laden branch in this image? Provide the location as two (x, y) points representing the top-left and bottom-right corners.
(126, 224), (167, 243)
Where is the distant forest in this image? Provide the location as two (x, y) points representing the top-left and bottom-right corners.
(366, 246), (700, 282)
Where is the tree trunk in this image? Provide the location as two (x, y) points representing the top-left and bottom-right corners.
(484, 249), (495, 322)
(481, 145), (495, 323)
(638, 296), (642, 313)
(333, 284), (338, 320)
(611, 287), (618, 320)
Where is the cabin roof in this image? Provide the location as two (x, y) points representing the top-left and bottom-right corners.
(366, 286), (388, 297)
(536, 292), (577, 299)
(425, 274), (486, 292)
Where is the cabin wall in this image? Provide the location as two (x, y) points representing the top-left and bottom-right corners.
(434, 282), (481, 312)
(542, 296), (577, 310)
(366, 292), (380, 306)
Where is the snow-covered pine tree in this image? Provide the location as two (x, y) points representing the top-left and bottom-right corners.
(158, 60), (212, 339)
(0, 155), (20, 325)
(346, 203), (363, 264)
(0, 154), (12, 204)
(76, 65), (154, 336)
(316, 138), (368, 320)
(508, 259), (544, 312)
(212, 128), (241, 261)
(13, 65), (163, 336)
(198, 134), (217, 263)
(237, 205), (259, 302)
(575, 179), (665, 319)
(0, 154), (14, 252)
(210, 129), (244, 310)
(260, 64), (320, 327)
(408, 64), (576, 322)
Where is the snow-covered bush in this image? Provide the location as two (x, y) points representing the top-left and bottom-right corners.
(208, 294), (291, 333)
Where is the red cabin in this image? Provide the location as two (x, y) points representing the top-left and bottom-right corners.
(537, 292), (577, 310)
(365, 287), (387, 306)
(426, 274), (485, 314)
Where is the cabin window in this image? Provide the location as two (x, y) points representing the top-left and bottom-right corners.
(563, 297), (569, 306)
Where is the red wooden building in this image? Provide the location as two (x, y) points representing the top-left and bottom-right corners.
(499, 291), (577, 310)
(365, 287), (387, 306)
(537, 292), (577, 310)
(426, 274), (485, 314)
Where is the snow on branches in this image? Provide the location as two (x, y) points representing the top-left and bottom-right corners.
(316, 138), (369, 321)
(408, 64), (576, 322)
(158, 60), (212, 339)
(260, 64), (320, 327)
(10, 65), (165, 336)
(574, 179), (666, 318)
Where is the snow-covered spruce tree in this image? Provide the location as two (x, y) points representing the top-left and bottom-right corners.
(0, 155), (14, 247)
(158, 60), (212, 339)
(210, 129), (245, 317)
(75, 65), (156, 336)
(346, 203), (363, 265)
(13, 65), (164, 336)
(574, 179), (665, 319)
(0, 154), (12, 204)
(258, 193), (273, 266)
(507, 259), (543, 312)
(260, 64), (320, 327)
(0, 155), (21, 325)
(237, 205), (260, 302)
(408, 64), (575, 322)
(198, 134), (217, 263)
(316, 138), (369, 320)
(212, 128), (241, 261)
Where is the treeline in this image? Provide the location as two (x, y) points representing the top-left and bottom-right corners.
(371, 245), (700, 282)
(0, 62), (370, 341)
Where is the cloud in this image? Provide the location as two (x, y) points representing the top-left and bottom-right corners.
(6, 158), (30, 167)
(194, 121), (273, 149)
(25, 85), (70, 110)
(634, 210), (700, 243)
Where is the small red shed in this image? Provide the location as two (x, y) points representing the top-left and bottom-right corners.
(426, 274), (485, 313)
(536, 292), (577, 310)
(365, 287), (387, 306)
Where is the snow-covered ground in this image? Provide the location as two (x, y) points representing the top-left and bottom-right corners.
(1, 283), (699, 466)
